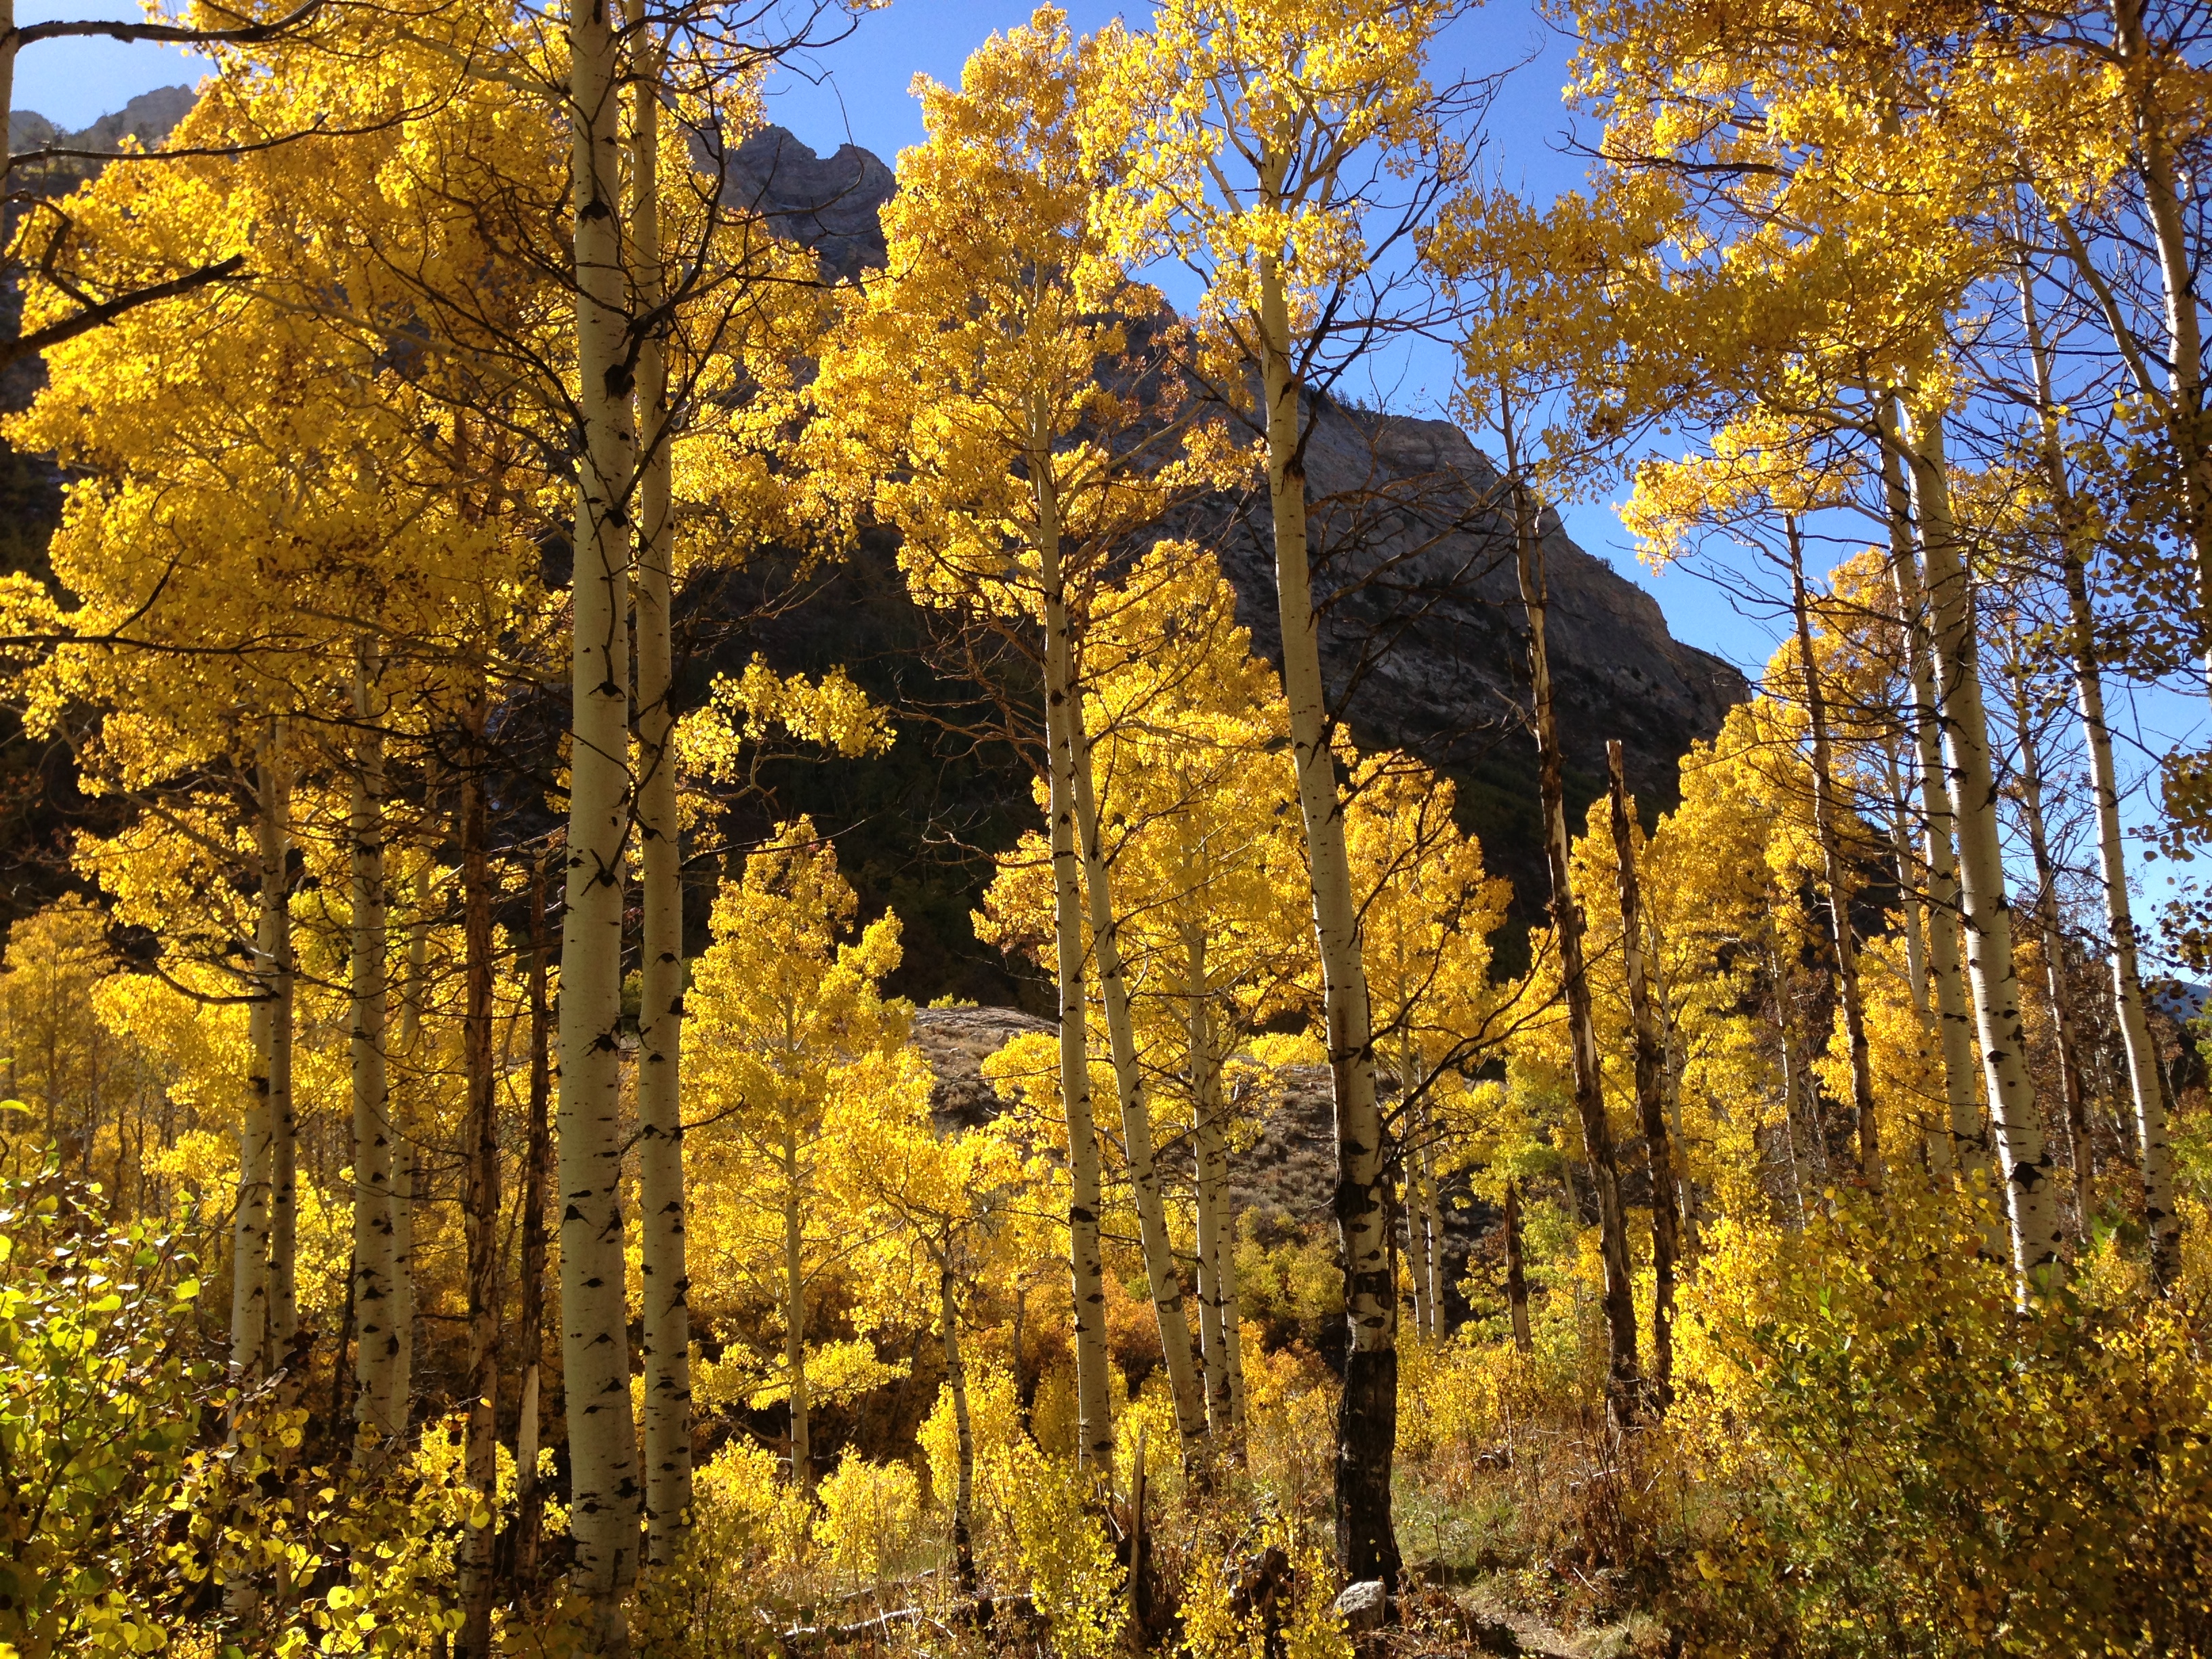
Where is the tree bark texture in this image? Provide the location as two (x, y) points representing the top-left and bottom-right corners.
(230, 756), (275, 1394)
(1902, 401), (2064, 1284)
(632, 28), (691, 1559)
(562, 0), (641, 1633)
(349, 647), (402, 1441)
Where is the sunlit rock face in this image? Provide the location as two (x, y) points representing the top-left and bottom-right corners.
(726, 123), (1746, 912)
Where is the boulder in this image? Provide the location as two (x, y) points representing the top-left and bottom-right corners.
(1334, 1579), (1390, 1635)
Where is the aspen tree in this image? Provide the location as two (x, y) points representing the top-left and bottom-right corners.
(687, 817), (910, 1495)
(1185, 922), (1240, 1425)
(457, 685), (500, 1659)
(1901, 399), (2064, 1282)
(230, 863), (274, 1394)
(1065, 714), (1210, 1457)
(1509, 424), (1639, 1420)
(349, 644), (402, 1440)
(1048, 669), (1115, 1477)
(1343, 753), (1511, 1346)
(257, 719), (300, 1380)
(984, 550), (1316, 1441)
(808, 12), (1241, 1473)
(2018, 269), (2179, 1280)
(1784, 520), (1880, 1181)
(2003, 649), (2098, 1238)
(560, 0), (642, 1628)
(515, 849), (554, 1581)
(829, 1015), (1021, 1599)
(1607, 742), (1679, 1401)
(631, 17), (692, 1559)
(1879, 432), (1986, 1174)
(1098, 0), (1475, 1572)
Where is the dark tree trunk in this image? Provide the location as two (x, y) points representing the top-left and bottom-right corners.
(514, 847), (554, 1586)
(457, 692), (501, 1659)
(1608, 742), (1679, 1408)
(1503, 1179), (1533, 1353)
(1508, 445), (1637, 1422)
(1336, 1346), (1400, 1583)
(1787, 520), (1881, 1182)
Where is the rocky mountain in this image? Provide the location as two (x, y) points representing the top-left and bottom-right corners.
(718, 125), (899, 283)
(733, 127), (1748, 937)
(9, 86), (197, 188)
(0, 98), (1745, 1001)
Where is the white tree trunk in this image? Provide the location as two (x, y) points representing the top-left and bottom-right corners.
(1882, 740), (1930, 1015)
(1879, 429), (1986, 1178)
(1902, 401), (2064, 1284)
(230, 855), (274, 1393)
(1257, 250), (1396, 1579)
(2019, 276), (2181, 1280)
(1185, 924), (1236, 1435)
(562, 0), (641, 1633)
(1067, 725), (1209, 1458)
(349, 645), (402, 1439)
(631, 26), (691, 1559)
(1036, 484), (1116, 1480)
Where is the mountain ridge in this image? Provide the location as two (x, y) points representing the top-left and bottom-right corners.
(0, 95), (1747, 990)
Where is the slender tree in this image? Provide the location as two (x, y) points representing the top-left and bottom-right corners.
(632, 18), (692, 1559)
(1607, 741), (1679, 1404)
(558, 0), (641, 1633)
(1786, 520), (1881, 1183)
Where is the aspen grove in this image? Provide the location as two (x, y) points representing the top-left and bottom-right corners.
(6, 0), (2212, 1655)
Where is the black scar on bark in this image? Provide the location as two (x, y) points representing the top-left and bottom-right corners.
(1335, 1345), (1401, 1584)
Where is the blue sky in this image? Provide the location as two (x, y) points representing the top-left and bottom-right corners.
(18, 0), (2209, 950)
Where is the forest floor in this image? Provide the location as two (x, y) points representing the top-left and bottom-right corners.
(1387, 1580), (1667, 1659)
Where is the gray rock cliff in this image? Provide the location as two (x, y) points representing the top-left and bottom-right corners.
(730, 127), (1748, 914)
